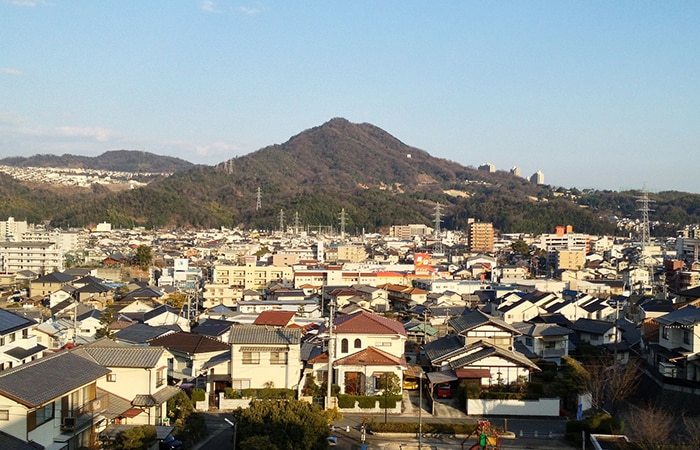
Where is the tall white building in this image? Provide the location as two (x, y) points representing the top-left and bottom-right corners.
(0, 241), (63, 274)
(0, 217), (28, 242)
(530, 171), (545, 185)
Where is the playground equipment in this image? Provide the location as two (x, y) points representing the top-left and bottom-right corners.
(462, 419), (502, 450)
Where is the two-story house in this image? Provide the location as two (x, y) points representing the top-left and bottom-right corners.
(424, 309), (539, 390)
(513, 322), (571, 363)
(73, 341), (180, 426)
(229, 325), (303, 391)
(147, 332), (230, 386)
(317, 311), (407, 396)
(0, 308), (45, 372)
(648, 305), (700, 382)
(0, 351), (110, 449)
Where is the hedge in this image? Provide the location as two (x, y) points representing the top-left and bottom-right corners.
(337, 394), (403, 409)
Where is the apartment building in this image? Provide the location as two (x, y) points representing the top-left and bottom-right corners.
(212, 258), (293, 290)
(0, 241), (64, 275)
(467, 219), (494, 253)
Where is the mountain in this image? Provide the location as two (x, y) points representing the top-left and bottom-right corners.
(1, 118), (699, 235)
(0, 150), (194, 173)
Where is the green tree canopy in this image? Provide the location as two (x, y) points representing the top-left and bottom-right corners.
(234, 399), (330, 450)
(133, 245), (153, 271)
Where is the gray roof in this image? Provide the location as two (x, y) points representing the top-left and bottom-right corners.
(0, 352), (110, 407)
(449, 309), (521, 336)
(229, 325), (301, 345)
(0, 308), (36, 335)
(97, 388), (135, 421)
(192, 318), (235, 337)
(655, 305), (700, 327)
(424, 334), (464, 362)
(0, 431), (43, 450)
(570, 318), (614, 335)
(114, 323), (176, 345)
(201, 351), (230, 371)
(4, 344), (47, 361)
(34, 271), (74, 284)
(448, 342), (539, 370)
(513, 322), (571, 338)
(75, 344), (166, 368)
(132, 385), (180, 407)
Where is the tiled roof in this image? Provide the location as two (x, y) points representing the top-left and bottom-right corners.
(75, 344), (166, 368)
(33, 271), (74, 284)
(570, 318), (614, 335)
(132, 385), (180, 407)
(424, 334), (464, 362)
(253, 310), (295, 327)
(0, 352), (110, 407)
(333, 346), (403, 367)
(655, 305), (700, 327)
(98, 387), (136, 420)
(332, 311), (407, 336)
(201, 351), (230, 371)
(149, 332), (230, 353)
(229, 325), (301, 345)
(4, 344), (47, 360)
(114, 323), (176, 344)
(192, 319), (235, 337)
(449, 309), (520, 336)
(0, 308), (36, 334)
(0, 431), (43, 450)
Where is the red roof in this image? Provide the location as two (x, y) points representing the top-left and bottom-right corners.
(455, 368), (491, 379)
(253, 310), (295, 327)
(333, 311), (406, 337)
(333, 346), (403, 367)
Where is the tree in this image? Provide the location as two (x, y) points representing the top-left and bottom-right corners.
(133, 245), (153, 271)
(95, 307), (116, 339)
(112, 424), (156, 450)
(623, 403), (675, 450)
(511, 240), (530, 256)
(234, 399), (330, 450)
(376, 372), (401, 396)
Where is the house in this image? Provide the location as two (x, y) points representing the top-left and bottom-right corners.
(147, 331), (230, 385)
(314, 311), (407, 396)
(0, 308), (46, 372)
(423, 309), (540, 390)
(114, 323), (176, 345)
(229, 325), (303, 390)
(513, 322), (571, 362)
(30, 271), (75, 298)
(73, 341), (180, 426)
(646, 305), (700, 382)
(192, 318), (236, 343)
(570, 318), (617, 346)
(0, 351), (110, 449)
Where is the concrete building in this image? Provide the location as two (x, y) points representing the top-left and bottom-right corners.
(467, 219), (494, 253)
(529, 170), (545, 185)
(0, 241), (64, 275)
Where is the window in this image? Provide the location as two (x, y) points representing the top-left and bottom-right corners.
(683, 330), (691, 345)
(270, 351), (287, 365)
(662, 326), (669, 340)
(242, 352), (260, 365)
(0, 409), (8, 420)
(8, 333), (15, 343)
(156, 369), (165, 388)
(107, 374), (117, 382)
(0, 336), (4, 346)
(28, 403), (54, 431)
(341, 339), (348, 353)
(354, 338), (362, 349)
(232, 379), (251, 390)
(22, 329), (28, 339)
(525, 337), (533, 346)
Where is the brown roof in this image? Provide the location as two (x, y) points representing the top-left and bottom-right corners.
(148, 332), (229, 353)
(333, 311), (407, 337)
(253, 310), (295, 327)
(334, 346), (404, 367)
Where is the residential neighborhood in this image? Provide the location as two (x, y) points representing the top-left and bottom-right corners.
(2, 216), (700, 448)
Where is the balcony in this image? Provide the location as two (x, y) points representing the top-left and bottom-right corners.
(60, 393), (109, 432)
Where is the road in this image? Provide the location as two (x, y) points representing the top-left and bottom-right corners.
(193, 411), (574, 450)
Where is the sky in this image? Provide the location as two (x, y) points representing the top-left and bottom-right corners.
(2, 1), (699, 194)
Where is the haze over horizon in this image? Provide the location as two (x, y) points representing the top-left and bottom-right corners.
(2, 1), (699, 194)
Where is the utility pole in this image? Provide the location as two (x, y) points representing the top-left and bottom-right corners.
(326, 300), (335, 410)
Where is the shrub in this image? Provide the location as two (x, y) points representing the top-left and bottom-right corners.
(223, 387), (241, 399)
(337, 394), (356, 408)
(191, 388), (206, 402)
(113, 424), (156, 450)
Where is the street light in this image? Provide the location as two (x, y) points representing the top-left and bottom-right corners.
(225, 417), (237, 450)
(418, 371), (424, 450)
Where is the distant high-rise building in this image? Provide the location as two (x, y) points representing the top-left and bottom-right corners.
(467, 218), (494, 253)
(530, 171), (544, 185)
(478, 163), (496, 173)
(510, 166), (521, 177)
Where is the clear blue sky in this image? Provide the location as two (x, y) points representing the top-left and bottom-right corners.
(2, 1), (699, 193)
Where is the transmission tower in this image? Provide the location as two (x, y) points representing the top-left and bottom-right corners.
(279, 209), (285, 233)
(256, 187), (262, 210)
(294, 212), (301, 235)
(339, 208), (347, 239)
(433, 203), (444, 254)
(636, 189), (655, 251)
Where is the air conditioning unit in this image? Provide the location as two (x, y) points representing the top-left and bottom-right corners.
(61, 416), (76, 431)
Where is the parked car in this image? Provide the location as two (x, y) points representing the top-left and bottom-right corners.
(436, 382), (452, 399)
(159, 434), (183, 450)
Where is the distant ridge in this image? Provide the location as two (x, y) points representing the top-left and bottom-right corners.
(0, 150), (195, 173)
(0, 118), (698, 234)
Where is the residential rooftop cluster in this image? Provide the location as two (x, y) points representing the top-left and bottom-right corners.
(2, 216), (700, 448)
(0, 165), (159, 188)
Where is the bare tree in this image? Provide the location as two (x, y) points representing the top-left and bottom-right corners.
(623, 403), (675, 450)
(681, 416), (700, 449)
(584, 355), (642, 413)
